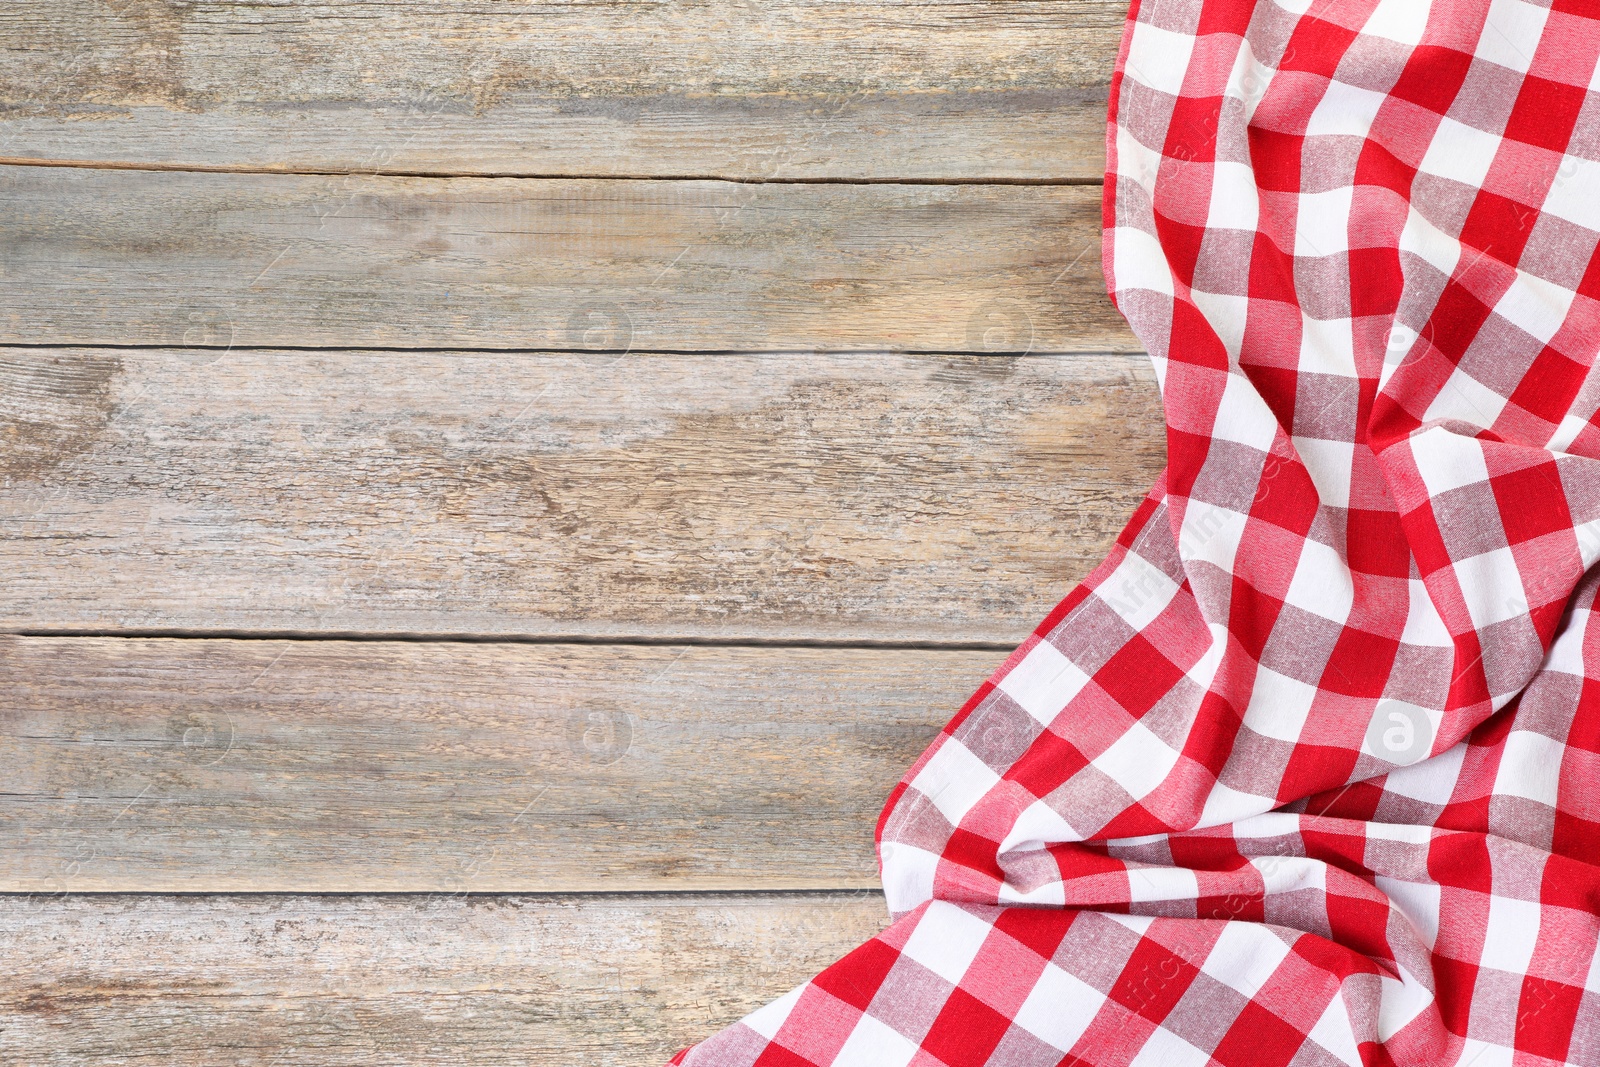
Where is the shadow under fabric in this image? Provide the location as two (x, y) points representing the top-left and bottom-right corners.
(671, 0), (1600, 1062)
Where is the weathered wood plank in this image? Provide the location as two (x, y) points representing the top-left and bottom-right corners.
(0, 349), (1164, 642)
(0, 167), (1134, 352)
(0, 891), (887, 1065)
(0, 635), (993, 891)
(0, 0), (1124, 181)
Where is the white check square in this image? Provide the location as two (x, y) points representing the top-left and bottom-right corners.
(1418, 117), (1502, 191)
(1481, 895), (1542, 973)
(1092, 723), (1181, 802)
(1477, 0), (1549, 74)
(1201, 922), (1291, 998)
(833, 1013), (921, 1067)
(912, 739), (1002, 828)
(1284, 538), (1355, 624)
(1493, 729), (1564, 808)
(1453, 547), (1526, 629)
(1126, 21), (1195, 97)
(1013, 963), (1105, 1052)
(998, 641), (1091, 726)
(1242, 664), (1318, 743)
(899, 901), (994, 985)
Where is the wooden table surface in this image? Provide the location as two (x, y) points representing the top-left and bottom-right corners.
(0, 2), (1163, 1063)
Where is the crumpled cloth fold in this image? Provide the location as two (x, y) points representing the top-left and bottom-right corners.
(673, 0), (1600, 1062)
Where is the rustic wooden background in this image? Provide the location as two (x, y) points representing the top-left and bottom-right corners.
(0, 2), (1164, 1063)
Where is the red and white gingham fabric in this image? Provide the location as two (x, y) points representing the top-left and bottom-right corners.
(671, 0), (1600, 1063)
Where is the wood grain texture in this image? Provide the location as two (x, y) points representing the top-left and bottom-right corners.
(0, 891), (888, 1065)
(0, 348), (1164, 642)
(0, 166), (1135, 352)
(0, 635), (994, 891)
(0, 0), (1124, 181)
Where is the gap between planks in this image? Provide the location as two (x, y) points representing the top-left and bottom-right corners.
(0, 341), (1122, 357)
(0, 156), (1105, 186)
(5, 629), (1023, 652)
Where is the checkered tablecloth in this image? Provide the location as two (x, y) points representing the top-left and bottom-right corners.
(672, 0), (1600, 1062)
